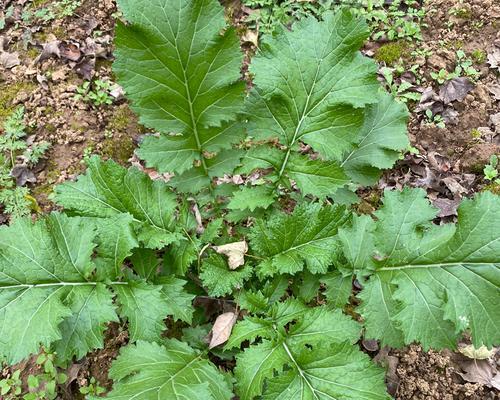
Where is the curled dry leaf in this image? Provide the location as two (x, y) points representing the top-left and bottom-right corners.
(0, 51), (20, 68)
(213, 241), (248, 269)
(458, 344), (496, 360)
(439, 77), (474, 105)
(487, 48), (500, 71)
(209, 311), (237, 349)
(457, 358), (500, 390)
(241, 30), (258, 46)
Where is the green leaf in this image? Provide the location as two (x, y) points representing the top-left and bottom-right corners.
(322, 271), (352, 309)
(341, 92), (409, 185)
(93, 214), (138, 279)
(234, 340), (288, 400)
(157, 276), (195, 324)
(263, 343), (390, 400)
(286, 154), (349, 198)
(114, 281), (169, 342)
(250, 204), (350, 276)
(115, 0), (245, 182)
(0, 214), (114, 364)
(55, 157), (182, 249)
(199, 254), (253, 297)
(130, 248), (160, 280)
(293, 271), (321, 302)
(286, 307), (360, 348)
(104, 340), (233, 400)
(164, 240), (198, 276)
(344, 189), (500, 349)
(227, 185), (276, 212)
(232, 298), (375, 400)
(240, 10), (397, 196)
(225, 317), (273, 350)
(55, 284), (118, 361)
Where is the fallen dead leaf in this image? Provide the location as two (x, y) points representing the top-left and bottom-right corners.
(432, 197), (460, 218)
(36, 38), (61, 63)
(458, 344), (496, 360)
(489, 83), (500, 101)
(457, 358), (500, 390)
(487, 48), (500, 71)
(209, 311), (237, 349)
(60, 42), (81, 61)
(11, 164), (36, 186)
(242, 30), (258, 46)
(0, 51), (20, 68)
(439, 77), (474, 104)
(442, 176), (467, 195)
(214, 241), (248, 269)
(374, 347), (399, 396)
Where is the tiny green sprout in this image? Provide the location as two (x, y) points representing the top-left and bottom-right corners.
(79, 377), (106, 397)
(454, 50), (480, 80)
(399, 144), (420, 160)
(484, 155), (499, 182)
(75, 79), (115, 107)
(471, 128), (482, 139)
(425, 109), (445, 129)
(0, 370), (22, 397)
(471, 49), (487, 64)
(430, 68), (457, 84)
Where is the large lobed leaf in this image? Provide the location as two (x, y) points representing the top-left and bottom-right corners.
(249, 203), (350, 276)
(101, 340), (233, 400)
(55, 156), (182, 249)
(115, 0), (245, 185)
(242, 10), (408, 198)
(229, 298), (389, 400)
(339, 188), (500, 349)
(0, 210), (194, 364)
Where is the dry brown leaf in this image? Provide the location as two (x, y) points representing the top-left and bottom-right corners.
(213, 241), (248, 269)
(0, 51), (20, 68)
(457, 358), (500, 389)
(458, 344), (496, 360)
(242, 30), (258, 46)
(209, 311), (237, 349)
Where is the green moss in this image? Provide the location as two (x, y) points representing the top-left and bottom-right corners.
(471, 49), (486, 64)
(100, 136), (135, 165)
(0, 81), (36, 126)
(374, 42), (407, 65)
(453, 7), (472, 19)
(471, 129), (482, 139)
(108, 105), (135, 132)
(25, 47), (40, 60)
(483, 182), (500, 195)
(31, 0), (50, 7)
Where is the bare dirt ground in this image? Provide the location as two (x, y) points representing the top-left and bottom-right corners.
(0, 0), (499, 398)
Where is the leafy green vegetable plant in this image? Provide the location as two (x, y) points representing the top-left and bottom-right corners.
(0, 1), (498, 399)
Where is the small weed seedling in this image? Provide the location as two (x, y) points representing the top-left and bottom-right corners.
(430, 68), (457, 84)
(24, 352), (67, 400)
(0, 370), (22, 398)
(425, 109), (445, 128)
(454, 50), (480, 81)
(380, 66), (422, 103)
(75, 79), (115, 106)
(484, 155), (499, 183)
(0, 107), (49, 219)
(79, 377), (106, 398)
